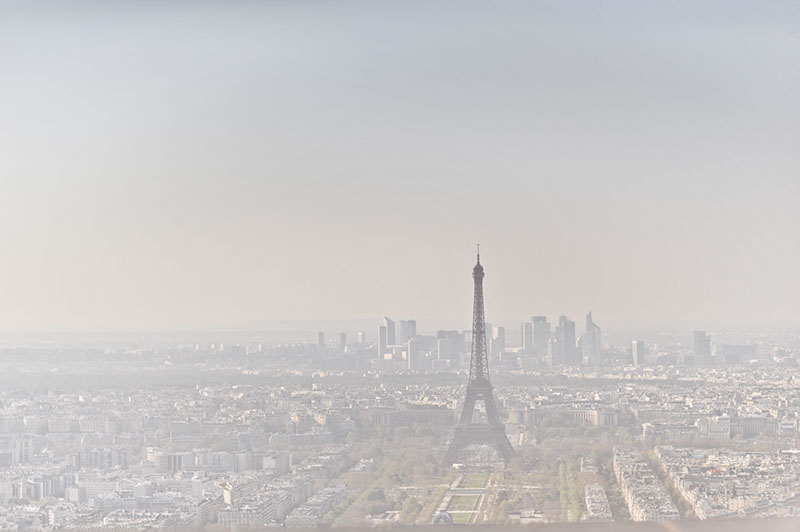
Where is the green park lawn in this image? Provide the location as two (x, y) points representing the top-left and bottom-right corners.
(447, 494), (482, 512)
(459, 473), (489, 489)
(450, 512), (474, 524)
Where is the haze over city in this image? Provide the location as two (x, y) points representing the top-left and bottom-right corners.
(2, 1), (800, 531)
(2, 0), (798, 333)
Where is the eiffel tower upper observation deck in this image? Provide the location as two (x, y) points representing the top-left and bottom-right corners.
(441, 247), (515, 467)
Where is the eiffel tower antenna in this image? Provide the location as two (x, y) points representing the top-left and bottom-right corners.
(441, 250), (515, 467)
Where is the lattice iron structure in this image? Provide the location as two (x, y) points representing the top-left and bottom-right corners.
(441, 248), (515, 467)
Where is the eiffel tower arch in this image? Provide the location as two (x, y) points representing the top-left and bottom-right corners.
(442, 248), (515, 467)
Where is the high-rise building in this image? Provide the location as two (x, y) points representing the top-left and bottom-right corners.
(407, 338), (423, 371)
(716, 343), (757, 365)
(339, 333), (347, 347)
(521, 322), (533, 352)
(317, 332), (325, 348)
(384, 317), (396, 346)
(693, 331), (711, 364)
(547, 338), (562, 366)
(556, 316), (578, 365)
(378, 326), (387, 358)
(632, 340), (646, 367)
(533, 316), (550, 355)
(399, 320), (417, 344)
(437, 329), (467, 354)
(437, 338), (452, 360)
(582, 312), (602, 367)
(492, 326), (505, 356)
(357, 331), (365, 344)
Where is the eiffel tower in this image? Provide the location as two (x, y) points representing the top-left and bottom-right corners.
(441, 247), (515, 467)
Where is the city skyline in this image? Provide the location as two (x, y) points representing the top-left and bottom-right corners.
(2, 1), (800, 529)
(0, 245), (794, 334)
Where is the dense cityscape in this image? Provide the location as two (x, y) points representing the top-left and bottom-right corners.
(3, 1), (797, 531)
(2, 316), (799, 529)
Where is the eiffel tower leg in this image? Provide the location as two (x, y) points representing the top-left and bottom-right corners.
(483, 392), (502, 425)
(440, 437), (465, 468)
(459, 396), (476, 425)
(492, 431), (516, 462)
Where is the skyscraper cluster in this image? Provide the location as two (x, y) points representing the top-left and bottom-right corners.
(374, 312), (607, 371)
(548, 315), (579, 366)
(368, 316), (734, 371)
(378, 317), (419, 369)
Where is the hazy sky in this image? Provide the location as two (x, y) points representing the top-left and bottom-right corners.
(1, 0), (798, 333)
